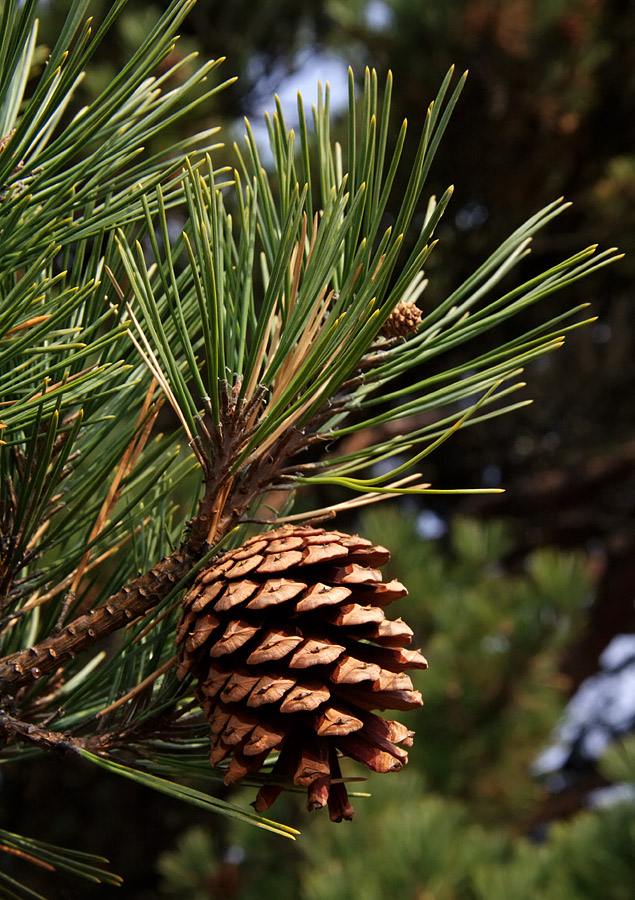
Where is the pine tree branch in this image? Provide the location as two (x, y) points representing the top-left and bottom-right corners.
(0, 696), (188, 757)
(0, 411), (312, 696)
(0, 547), (194, 692)
(0, 709), (85, 756)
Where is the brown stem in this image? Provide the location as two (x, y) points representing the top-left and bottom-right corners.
(0, 706), (178, 757)
(0, 548), (194, 693)
(0, 709), (85, 755)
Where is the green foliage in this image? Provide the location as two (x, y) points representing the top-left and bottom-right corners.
(36, 0), (635, 466)
(301, 776), (501, 900)
(157, 827), (218, 900)
(0, 0), (227, 640)
(80, 750), (300, 839)
(599, 735), (635, 785)
(0, 827), (123, 899)
(300, 780), (635, 900)
(118, 63), (616, 504)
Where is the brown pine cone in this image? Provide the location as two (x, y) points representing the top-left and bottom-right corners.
(176, 524), (426, 821)
(379, 300), (423, 339)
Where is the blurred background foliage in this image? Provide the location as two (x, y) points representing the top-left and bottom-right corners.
(5, 0), (633, 895)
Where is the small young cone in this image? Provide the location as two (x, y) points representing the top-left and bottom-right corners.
(176, 524), (426, 818)
(379, 300), (423, 338)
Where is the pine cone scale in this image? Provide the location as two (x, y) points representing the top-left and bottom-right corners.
(210, 620), (259, 656)
(315, 705), (363, 736)
(279, 681), (330, 712)
(221, 670), (260, 702)
(248, 578), (307, 608)
(295, 583), (352, 611)
(244, 721), (287, 755)
(247, 673), (296, 706)
(215, 579), (260, 610)
(330, 656), (381, 684)
(288, 637), (346, 668)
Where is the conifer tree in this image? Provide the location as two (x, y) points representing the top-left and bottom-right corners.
(0, 1), (619, 894)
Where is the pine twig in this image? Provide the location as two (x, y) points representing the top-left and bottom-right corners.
(0, 548), (193, 692)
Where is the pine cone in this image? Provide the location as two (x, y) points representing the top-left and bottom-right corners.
(379, 300), (422, 339)
(176, 524), (426, 821)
